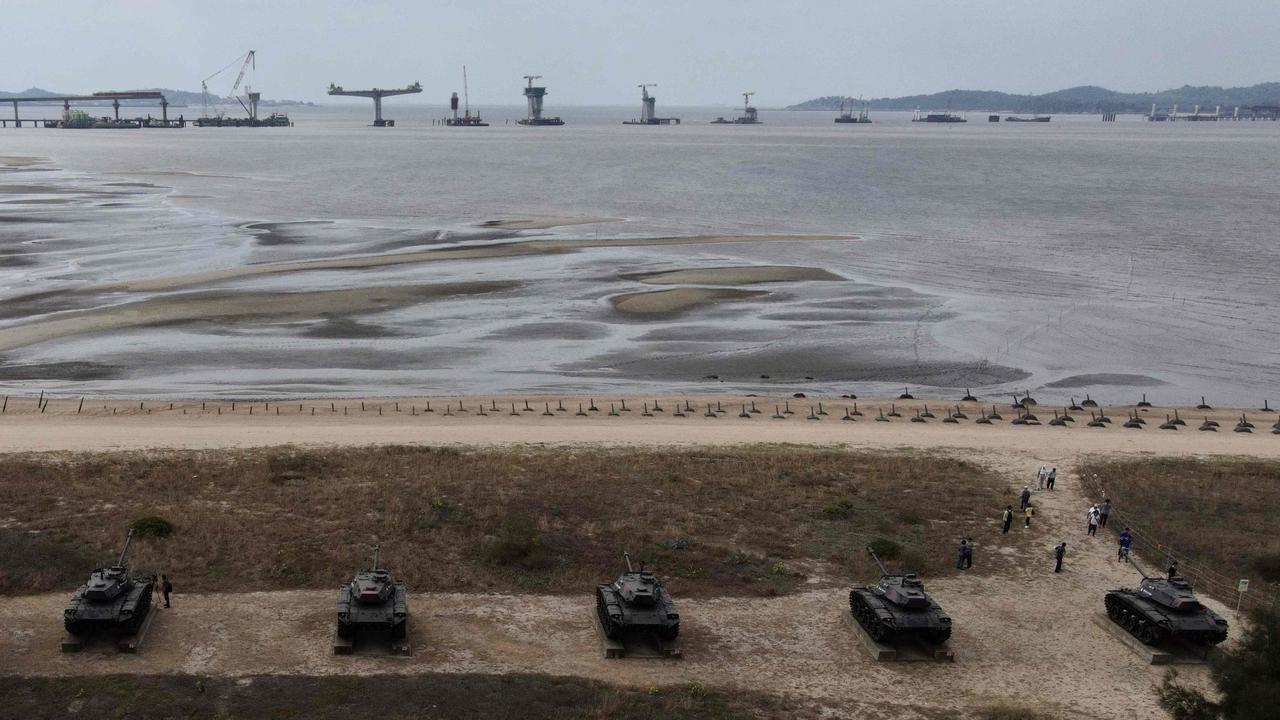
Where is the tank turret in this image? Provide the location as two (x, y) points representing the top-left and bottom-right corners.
(849, 546), (952, 643)
(64, 529), (155, 636)
(1104, 559), (1227, 646)
(595, 553), (680, 640)
(337, 544), (408, 640)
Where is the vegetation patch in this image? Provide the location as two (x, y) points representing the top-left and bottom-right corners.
(0, 445), (1010, 596)
(128, 515), (174, 538)
(1079, 457), (1280, 605)
(0, 673), (778, 720)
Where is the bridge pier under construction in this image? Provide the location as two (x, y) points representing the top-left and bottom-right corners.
(326, 82), (422, 126)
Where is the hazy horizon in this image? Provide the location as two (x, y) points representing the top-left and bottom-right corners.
(2, 1), (1278, 106)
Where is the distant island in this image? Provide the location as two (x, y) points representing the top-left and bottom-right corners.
(788, 83), (1280, 113)
(0, 87), (314, 108)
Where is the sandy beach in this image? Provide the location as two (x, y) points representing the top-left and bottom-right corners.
(1, 394), (1274, 455)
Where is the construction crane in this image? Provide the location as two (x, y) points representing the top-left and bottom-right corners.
(741, 91), (755, 114)
(201, 50), (256, 119)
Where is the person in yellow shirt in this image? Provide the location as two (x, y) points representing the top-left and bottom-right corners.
(1024, 504), (1034, 528)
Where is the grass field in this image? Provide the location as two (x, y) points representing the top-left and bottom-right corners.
(1079, 456), (1280, 605)
(0, 674), (774, 720)
(0, 445), (1013, 596)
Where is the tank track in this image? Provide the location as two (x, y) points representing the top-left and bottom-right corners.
(849, 589), (891, 642)
(1105, 592), (1169, 645)
(595, 588), (622, 640)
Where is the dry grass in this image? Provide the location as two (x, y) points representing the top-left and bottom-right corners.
(0, 674), (778, 720)
(0, 445), (1010, 597)
(1079, 456), (1280, 605)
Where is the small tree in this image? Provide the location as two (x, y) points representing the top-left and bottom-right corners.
(1158, 605), (1280, 720)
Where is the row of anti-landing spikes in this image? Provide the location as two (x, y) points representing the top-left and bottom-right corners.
(2, 390), (1278, 420)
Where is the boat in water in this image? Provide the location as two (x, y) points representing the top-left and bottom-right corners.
(912, 109), (967, 123)
(1005, 115), (1051, 122)
(446, 67), (489, 127)
(834, 98), (872, 124)
(712, 92), (762, 124)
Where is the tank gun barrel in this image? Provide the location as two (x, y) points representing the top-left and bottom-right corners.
(372, 544), (381, 571)
(865, 545), (890, 575)
(116, 529), (136, 567)
(624, 552), (634, 572)
(1131, 557), (1153, 580)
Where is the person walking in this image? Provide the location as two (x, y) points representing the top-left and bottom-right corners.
(965, 538), (975, 569)
(1046, 468), (1057, 491)
(1167, 561), (1179, 579)
(1098, 498), (1111, 528)
(1087, 506), (1099, 536)
(1019, 486), (1032, 511)
(1001, 505), (1014, 534)
(1037, 466), (1047, 490)
(1117, 528), (1133, 562)
(161, 575), (173, 608)
(1054, 542), (1067, 573)
(1024, 504), (1034, 529)
(956, 539), (969, 570)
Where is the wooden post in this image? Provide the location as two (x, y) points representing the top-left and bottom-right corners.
(78, 397), (84, 414)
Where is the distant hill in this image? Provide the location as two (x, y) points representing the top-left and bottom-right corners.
(788, 83), (1280, 113)
(0, 87), (313, 108)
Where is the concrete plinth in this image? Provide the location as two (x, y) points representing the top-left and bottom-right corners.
(117, 606), (157, 653)
(842, 611), (954, 663)
(333, 628), (411, 656)
(61, 606), (157, 654)
(1092, 613), (1211, 665)
(591, 610), (681, 659)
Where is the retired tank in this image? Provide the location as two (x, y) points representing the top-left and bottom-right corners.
(336, 545), (408, 640)
(1104, 560), (1227, 646)
(849, 546), (952, 644)
(595, 553), (680, 640)
(64, 529), (154, 636)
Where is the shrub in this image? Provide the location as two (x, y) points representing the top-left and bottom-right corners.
(129, 516), (174, 538)
(821, 499), (855, 519)
(483, 513), (544, 568)
(869, 537), (902, 560)
(1251, 553), (1280, 583)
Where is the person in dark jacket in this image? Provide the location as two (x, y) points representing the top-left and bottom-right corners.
(1001, 505), (1014, 534)
(1019, 486), (1032, 510)
(1046, 468), (1057, 490)
(1117, 528), (1133, 562)
(1054, 542), (1067, 573)
(161, 575), (173, 608)
(956, 540), (969, 570)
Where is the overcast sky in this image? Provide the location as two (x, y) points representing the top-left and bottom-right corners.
(3, 0), (1277, 105)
